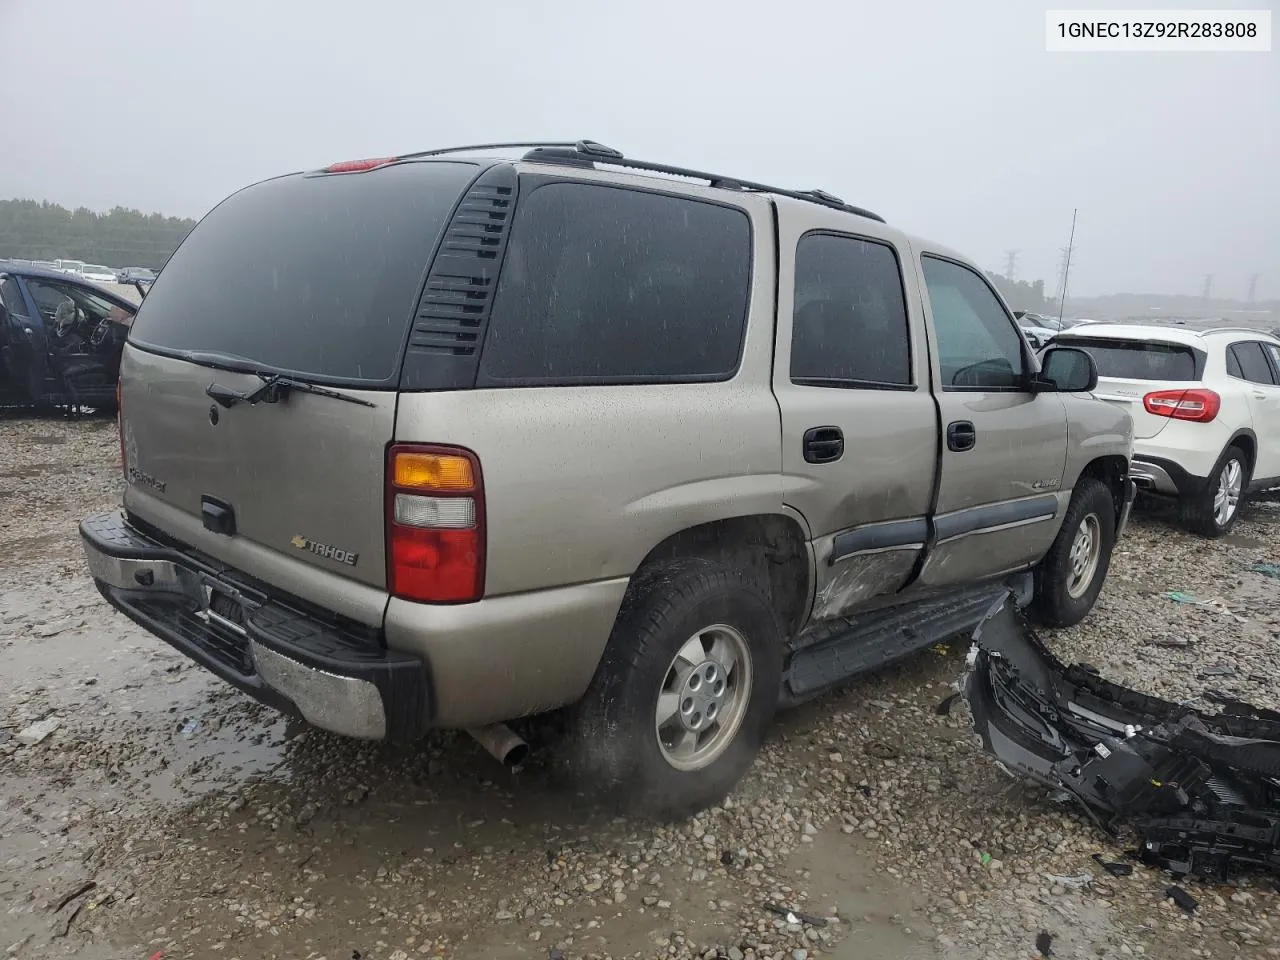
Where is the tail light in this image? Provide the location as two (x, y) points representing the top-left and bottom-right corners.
(386, 444), (485, 603)
(116, 379), (126, 479)
(1142, 388), (1221, 422)
(325, 157), (399, 173)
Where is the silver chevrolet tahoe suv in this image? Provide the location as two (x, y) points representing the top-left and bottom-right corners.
(80, 140), (1135, 818)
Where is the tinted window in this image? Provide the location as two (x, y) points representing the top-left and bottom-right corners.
(1231, 341), (1277, 385)
(921, 256), (1024, 389)
(1226, 349), (1244, 379)
(1064, 338), (1198, 381)
(0, 277), (25, 315)
(1265, 343), (1280, 379)
(478, 183), (751, 384)
(129, 161), (477, 384)
(791, 233), (911, 387)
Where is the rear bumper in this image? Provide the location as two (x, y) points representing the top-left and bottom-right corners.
(1131, 454), (1208, 499)
(80, 511), (429, 741)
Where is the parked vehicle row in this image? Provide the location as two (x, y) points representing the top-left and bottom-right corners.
(0, 257), (157, 288)
(0, 260), (135, 410)
(78, 140), (1136, 819)
(1050, 320), (1280, 537)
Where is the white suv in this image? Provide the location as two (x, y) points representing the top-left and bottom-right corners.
(1052, 323), (1280, 537)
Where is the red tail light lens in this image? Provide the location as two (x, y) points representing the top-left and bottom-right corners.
(386, 444), (485, 603)
(324, 157), (399, 173)
(1143, 388), (1220, 422)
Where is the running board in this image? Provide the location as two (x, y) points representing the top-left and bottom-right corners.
(780, 574), (1032, 708)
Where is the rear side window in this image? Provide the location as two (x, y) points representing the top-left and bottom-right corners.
(791, 233), (912, 388)
(129, 161), (478, 384)
(0, 277), (25, 316)
(1230, 341), (1278, 385)
(477, 182), (751, 385)
(1066, 338), (1200, 381)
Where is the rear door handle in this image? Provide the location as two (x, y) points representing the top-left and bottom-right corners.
(947, 420), (976, 452)
(803, 426), (845, 464)
(1254, 391), (1267, 400)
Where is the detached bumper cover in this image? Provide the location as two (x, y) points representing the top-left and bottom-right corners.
(964, 596), (1280, 880)
(80, 511), (430, 741)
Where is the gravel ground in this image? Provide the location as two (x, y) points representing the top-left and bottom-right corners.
(2, 412), (1279, 960)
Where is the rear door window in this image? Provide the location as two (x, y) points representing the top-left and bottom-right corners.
(791, 233), (912, 388)
(128, 161), (478, 385)
(0, 277), (27, 316)
(1066, 338), (1199, 381)
(477, 182), (751, 384)
(1230, 341), (1278, 385)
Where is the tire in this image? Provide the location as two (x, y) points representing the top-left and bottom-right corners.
(1030, 477), (1117, 628)
(563, 557), (782, 820)
(1182, 445), (1249, 538)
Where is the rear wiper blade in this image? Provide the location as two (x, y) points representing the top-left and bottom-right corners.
(206, 374), (376, 409)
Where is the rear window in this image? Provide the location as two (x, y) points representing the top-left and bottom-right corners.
(477, 182), (751, 385)
(129, 161), (477, 384)
(1063, 338), (1200, 381)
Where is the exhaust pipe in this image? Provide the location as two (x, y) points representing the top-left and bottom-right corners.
(467, 723), (529, 768)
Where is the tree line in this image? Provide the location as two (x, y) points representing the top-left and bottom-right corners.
(0, 199), (197, 269)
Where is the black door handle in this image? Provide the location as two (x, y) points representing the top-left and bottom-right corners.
(803, 426), (845, 464)
(947, 420), (976, 452)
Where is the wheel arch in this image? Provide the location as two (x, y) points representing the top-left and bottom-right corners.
(629, 513), (813, 640)
(1225, 429), (1257, 473)
(1078, 454), (1130, 526)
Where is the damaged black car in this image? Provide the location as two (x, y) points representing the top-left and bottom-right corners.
(965, 596), (1280, 881)
(0, 260), (136, 412)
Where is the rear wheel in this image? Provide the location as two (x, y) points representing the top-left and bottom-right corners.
(1031, 477), (1116, 628)
(1183, 445), (1249, 538)
(563, 558), (781, 820)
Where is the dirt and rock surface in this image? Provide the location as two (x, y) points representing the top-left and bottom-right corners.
(3, 412), (1279, 960)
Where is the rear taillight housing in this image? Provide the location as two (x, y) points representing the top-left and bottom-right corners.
(385, 444), (485, 603)
(1143, 388), (1221, 422)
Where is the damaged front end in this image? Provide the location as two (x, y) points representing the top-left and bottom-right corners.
(963, 596), (1280, 881)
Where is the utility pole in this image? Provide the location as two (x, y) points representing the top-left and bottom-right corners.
(1247, 274), (1259, 303)
(1003, 249), (1020, 283)
(1056, 208), (1077, 324)
(1202, 274), (1214, 300)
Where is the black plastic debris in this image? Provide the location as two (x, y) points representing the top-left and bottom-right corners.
(1091, 854), (1134, 878)
(1166, 886), (1199, 913)
(1035, 930), (1054, 956)
(720, 849), (735, 866)
(963, 596), (1280, 882)
(935, 692), (962, 715)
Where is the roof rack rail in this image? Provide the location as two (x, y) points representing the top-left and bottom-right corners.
(521, 141), (885, 223)
(398, 140), (587, 160)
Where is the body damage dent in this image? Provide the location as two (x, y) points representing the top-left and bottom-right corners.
(963, 596), (1280, 881)
(811, 550), (916, 621)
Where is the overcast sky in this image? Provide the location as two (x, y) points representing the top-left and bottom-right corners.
(2, 0), (1276, 297)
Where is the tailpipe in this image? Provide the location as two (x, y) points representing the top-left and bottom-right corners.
(467, 723), (529, 768)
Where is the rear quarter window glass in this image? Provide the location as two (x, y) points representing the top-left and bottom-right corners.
(477, 182), (751, 384)
(128, 161), (477, 384)
(1066, 339), (1199, 381)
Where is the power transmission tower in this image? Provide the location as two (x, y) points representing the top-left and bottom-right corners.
(1003, 249), (1020, 283)
(1202, 274), (1213, 300)
(1247, 274), (1259, 302)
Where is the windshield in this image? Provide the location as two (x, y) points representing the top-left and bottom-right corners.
(129, 160), (478, 385)
(1064, 337), (1200, 381)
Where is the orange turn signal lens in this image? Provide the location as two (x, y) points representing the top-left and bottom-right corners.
(393, 452), (475, 491)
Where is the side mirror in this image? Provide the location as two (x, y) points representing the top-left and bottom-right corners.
(1033, 346), (1097, 393)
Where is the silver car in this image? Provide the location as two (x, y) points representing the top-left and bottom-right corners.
(80, 141), (1135, 818)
